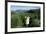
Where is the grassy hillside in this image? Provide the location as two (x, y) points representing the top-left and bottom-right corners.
(11, 9), (40, 28)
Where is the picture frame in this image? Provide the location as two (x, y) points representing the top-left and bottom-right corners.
(5, 0), (45, 34)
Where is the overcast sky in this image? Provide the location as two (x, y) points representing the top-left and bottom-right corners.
(11, 5), (40, 11)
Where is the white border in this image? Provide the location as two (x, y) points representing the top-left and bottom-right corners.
(7, 2), (43, 32)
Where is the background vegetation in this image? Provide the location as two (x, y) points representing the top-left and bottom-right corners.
(11, 9), (40, 28)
